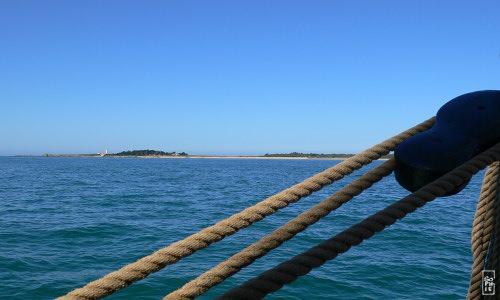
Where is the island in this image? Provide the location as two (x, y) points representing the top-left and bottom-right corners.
(111, 150), (188, 157)
(263, 152), (354, 159)
(263, 152), (394, 159)
(18, 150), (393, 160)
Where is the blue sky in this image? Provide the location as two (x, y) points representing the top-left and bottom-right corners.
(1, 1), (499, 155)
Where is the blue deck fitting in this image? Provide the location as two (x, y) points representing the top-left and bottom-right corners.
(395, 90), (500, 196)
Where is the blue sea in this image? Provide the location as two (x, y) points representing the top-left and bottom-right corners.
(0, 156), (484, 299)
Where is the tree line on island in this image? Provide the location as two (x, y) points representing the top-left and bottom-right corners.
(263, 152), (394, 159)
(263, 152), (353, 158)
(106, 150), (393, 158)
(112, 150), (188, 156)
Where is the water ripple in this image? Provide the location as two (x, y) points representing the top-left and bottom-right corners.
(0, 157), (484, 299)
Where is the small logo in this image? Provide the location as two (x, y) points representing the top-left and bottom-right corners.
(482, 270), (495, 296)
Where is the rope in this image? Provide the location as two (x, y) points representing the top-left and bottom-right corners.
(484, 184), (500, 296)
(218, 142), (500, 300)
(467, 162), (499, 300)
(165, 159), (396, 299)
(59, 119), (434, 300)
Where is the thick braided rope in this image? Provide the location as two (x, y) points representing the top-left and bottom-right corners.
(59, 118), (433, 300)
(165, 159), (396, 299)
(467, 162), (499, 300)
(484, 188), (500, 291)
(218, 143), (500, 300)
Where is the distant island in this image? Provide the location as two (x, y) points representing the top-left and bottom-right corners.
(263, 152), (394, 159)
(263, 152), (354, 158)
(18, 150), (393, 160)
(112, 150), (188, 156)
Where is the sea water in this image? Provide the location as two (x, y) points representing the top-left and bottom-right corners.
(0, 157), (483, 299)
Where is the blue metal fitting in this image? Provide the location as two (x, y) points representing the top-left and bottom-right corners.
(394, 90), (500, 196)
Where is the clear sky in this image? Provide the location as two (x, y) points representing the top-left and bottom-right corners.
(1, 1), (499, 156)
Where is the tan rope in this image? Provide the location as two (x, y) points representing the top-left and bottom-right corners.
(485, 188), (500, 288)
(467, 162), (499, 300)
(59, 118), (434, 300)
(165, 159), (396, 299)
(218, 142), (500, 300)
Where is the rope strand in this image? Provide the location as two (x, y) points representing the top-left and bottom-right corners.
(219, 142), (500, 300)
(484, 185), (500, 295)
(467, 162), (499, 300)
(58, 119), (434, 300)
(165, 159), (396, 299)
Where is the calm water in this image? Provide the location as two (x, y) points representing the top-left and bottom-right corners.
(0, 157), (485, 299)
